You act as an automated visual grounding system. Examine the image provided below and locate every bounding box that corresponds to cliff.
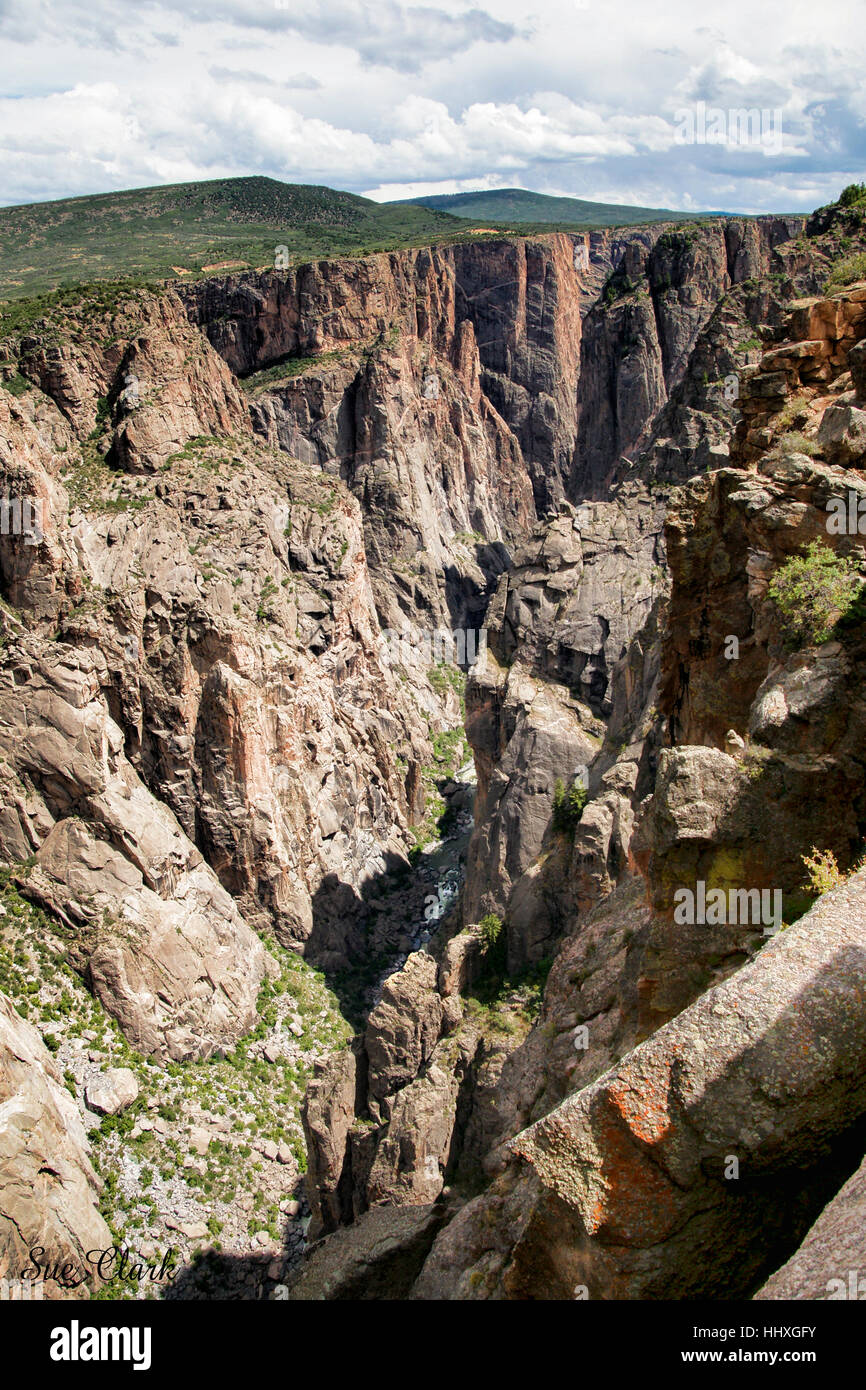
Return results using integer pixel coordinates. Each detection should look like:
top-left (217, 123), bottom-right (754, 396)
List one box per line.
top-left (3, 195), bottom-right (866, 1298)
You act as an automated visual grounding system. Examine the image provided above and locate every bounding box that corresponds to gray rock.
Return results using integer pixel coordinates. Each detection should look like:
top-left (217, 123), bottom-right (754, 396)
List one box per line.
top-left (817, 401), bottom-right (866, 464)
top-left (85, 1067), bottom-right (139, 1116)
top-left (849, 338), bottom-right (866, 402)
top-left (166, 1219), bottom-right (208, 1241)
top-left (288, 1203), bottom-right (451, 1300)
top-left (189, 1126), bottom-right (211, 1156)
top-left (365, 953), bottom-right (443, 1105)
top-left (302, 1045), bottom-right (362, 1238)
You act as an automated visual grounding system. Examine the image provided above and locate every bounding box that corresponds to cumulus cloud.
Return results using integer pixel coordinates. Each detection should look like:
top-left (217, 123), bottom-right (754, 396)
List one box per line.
top-left (0, 0), bottom-right (521, 72)
top-left (200, 0), bottom-right (523, 74)
top-left (0, 0), bottom-right (864, 213)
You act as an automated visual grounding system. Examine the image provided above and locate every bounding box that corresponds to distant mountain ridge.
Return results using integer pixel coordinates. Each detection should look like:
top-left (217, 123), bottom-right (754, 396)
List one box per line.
top-left (385, 186), bottom-right (728, 227)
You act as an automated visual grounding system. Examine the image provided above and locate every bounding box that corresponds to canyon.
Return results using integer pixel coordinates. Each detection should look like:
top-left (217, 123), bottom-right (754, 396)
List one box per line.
top-left (2, 189), bottom-right (866, 1299)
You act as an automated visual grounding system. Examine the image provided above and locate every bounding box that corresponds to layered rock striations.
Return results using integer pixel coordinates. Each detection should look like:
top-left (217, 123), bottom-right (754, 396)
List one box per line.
top-left (295, 209), bottom-right (866, 1300)
top-left (4, 197), bottom-right (866, 1300)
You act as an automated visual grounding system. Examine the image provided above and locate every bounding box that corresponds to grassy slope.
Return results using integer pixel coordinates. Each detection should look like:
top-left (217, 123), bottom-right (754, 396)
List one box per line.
top-left (0, 175), bottom-right (461, 301)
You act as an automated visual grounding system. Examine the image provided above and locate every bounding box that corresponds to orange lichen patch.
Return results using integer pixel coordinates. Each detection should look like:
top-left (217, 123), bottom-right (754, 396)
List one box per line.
top-left (607, 1067), bottom-right (675, 1146)
top-left (512, 1083), bottom-right (682, 1247)
top-left (587, 1094), bottom-right (682, 1245)
top-left (467, 228), bottom-right (500, 234)
top-left (201, 260), bottom-right (248, 272)
top-left (170, 266), bottom-right (193, 275)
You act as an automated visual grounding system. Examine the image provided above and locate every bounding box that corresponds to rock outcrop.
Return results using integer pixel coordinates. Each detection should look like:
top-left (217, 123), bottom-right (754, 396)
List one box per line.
top-left (755, 1152), bottom-right (866, 1300)
top-left (0, 639), bottom-right (271, 1061)
top-left (413, 869), bottom-right (866, 1299)
top-left (287, 1201), bottom-right (451, 1300)
top-left (0, 991), bottom-right (112, 1297)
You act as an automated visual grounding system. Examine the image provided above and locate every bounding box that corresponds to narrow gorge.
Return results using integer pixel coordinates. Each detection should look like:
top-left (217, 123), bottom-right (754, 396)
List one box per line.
top-left (3, 188), bottom-right (866, 1301)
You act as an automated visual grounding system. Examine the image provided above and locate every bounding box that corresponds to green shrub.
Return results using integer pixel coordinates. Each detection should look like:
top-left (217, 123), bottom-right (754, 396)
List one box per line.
top-left (478, 913), bottom-right (503, 950)
top-left (839, 183), bottom-right (866, 208)
top-left (826, 251), bottom-right (866, 290)
top-left (776, 430), bottom-right (817, 457)
top-left (768, 541), bottom-right (864, 647)
top-left (1, 371), bottom-right (30, 396)
top-left (802, 846), bottom-right (845, 896)
top-left (552, 777), bottom-right (588, 832)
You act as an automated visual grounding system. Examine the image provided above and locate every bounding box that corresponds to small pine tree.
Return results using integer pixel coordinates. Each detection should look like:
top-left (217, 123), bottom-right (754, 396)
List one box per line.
top-left (478, 913), bottom-right (503, 950)
top-left (552, 777), bottom-right (588, 832)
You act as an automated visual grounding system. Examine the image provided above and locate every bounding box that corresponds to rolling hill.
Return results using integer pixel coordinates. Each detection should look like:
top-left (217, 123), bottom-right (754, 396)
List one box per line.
top-left (386, 187), bottom-right (724, 227)
top-left (0, 176), bottom-right (461, 302)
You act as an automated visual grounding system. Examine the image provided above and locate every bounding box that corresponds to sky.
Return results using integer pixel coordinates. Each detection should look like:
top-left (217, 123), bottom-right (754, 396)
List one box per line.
top-left (0, 0), bottom-right (864, 214)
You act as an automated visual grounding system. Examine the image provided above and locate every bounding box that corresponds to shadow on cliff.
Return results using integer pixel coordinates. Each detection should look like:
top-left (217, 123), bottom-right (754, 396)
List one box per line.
top-left (306, 838), bottom-right (467, 1026)
top-left (305, 853), bottom-right (414, 1025)
top-left (303, 776), bottom-right (473, 1025)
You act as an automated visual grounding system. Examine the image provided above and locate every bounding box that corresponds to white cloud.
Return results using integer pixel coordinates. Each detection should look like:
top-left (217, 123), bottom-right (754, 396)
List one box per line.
top-left (208, 67), bottom-right (323, 90)
top-left (0, 0), bottom-right (864, 213)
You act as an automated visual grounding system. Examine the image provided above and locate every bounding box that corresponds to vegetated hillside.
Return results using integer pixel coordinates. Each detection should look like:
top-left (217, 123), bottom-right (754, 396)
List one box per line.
top-left (386, 186), bottom-right (726, 228)
top-left (0, 176), bottom-right (462, 301)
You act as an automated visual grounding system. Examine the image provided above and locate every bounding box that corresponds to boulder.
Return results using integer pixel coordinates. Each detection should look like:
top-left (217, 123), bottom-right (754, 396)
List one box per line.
top-left (84, 1068), bottom-right (139, 1116)
top-left (288, 1203), bottom-right (451, 1300)
top-left (817, 401), bottom-right (866, 465)
top-left (848, 338), bottom-right (866, 402)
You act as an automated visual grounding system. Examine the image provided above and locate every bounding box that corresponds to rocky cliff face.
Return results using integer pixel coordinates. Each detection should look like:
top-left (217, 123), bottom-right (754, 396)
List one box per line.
top-left (572, 216), bottom-right (806, 499)
top-left (293, 207), bottom-right (866, 1301)
top-left (0, 292), bottom-right (449, 983)
top-left (178, 238), bottom-right (583, 636)
top-left (0, 273), bottom-right (470, 1288)
top-left (4, 196), bottom-right (866, 1300)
